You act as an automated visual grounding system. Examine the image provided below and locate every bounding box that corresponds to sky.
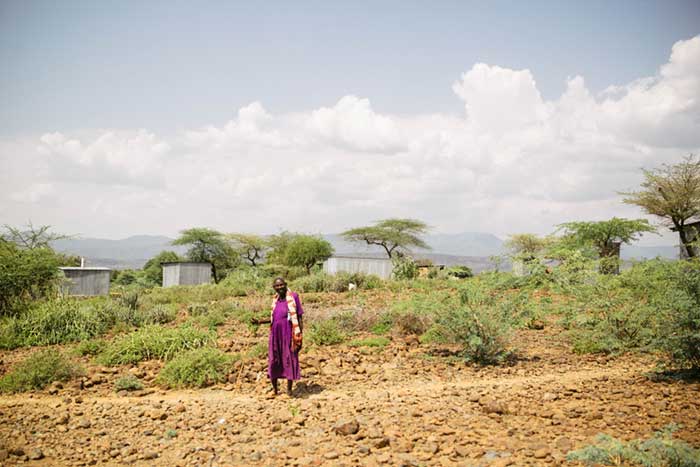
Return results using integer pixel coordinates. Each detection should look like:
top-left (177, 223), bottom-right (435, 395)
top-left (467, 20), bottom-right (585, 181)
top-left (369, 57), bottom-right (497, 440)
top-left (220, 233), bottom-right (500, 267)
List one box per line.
top-left (1, 1), bottom-right (699, 244)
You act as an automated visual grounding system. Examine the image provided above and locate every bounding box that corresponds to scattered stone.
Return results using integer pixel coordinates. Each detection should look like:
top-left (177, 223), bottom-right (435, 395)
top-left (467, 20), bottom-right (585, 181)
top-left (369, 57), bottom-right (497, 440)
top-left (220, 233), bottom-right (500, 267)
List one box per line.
top-left (28, 448), bottom-right (44, 460)
top-left (78, 418), bottom-right (91, 429)
top-left (323, 451), bottom-right (339, 460)
top-left (375, 437), bottom-right (390, 449)
top-left (333, 419), bottom-right (360, 436)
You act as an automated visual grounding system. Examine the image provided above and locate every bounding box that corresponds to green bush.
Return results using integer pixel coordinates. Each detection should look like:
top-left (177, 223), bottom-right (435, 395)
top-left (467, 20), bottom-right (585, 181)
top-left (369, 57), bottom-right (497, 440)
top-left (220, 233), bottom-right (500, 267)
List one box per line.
top-left (653, 260), bottom-right (700, 369)
top-left (445, 266), bottom-right (473, 279)
top-left (0, 242), bottom-right (61, 316)
top-left (138, 304), bottom-right (177, 325)
top-left (388, 291), bottom-right (454, 336)
top-left (157, 347), bottom-right (236, 388)
top-left (114, 375), bottom-right (144, 392)
top-left (348, 336), bottom-right (390, 348)
top-left (245, 342), bottom-right (268, 359)
top-left (0, 299), bottom-right (123, 349)
top-left (307, 319), bottom-right (347, 346)
top-left (566, 424), bottom-right (700, 466)
top-left (98, 324), bottom-right (215, 365)
top-left (291, 272), bottom-right (334, 293)
top-left (218, 266), bottom-right (270, 296)
top-left (74, 338), bottom-right (106, 356)
top-left (0, 350), bottom-right (79, 393)
top-left (392, 256), bottom-right (418, 280)
top-left (260, 264), bottom-right (307, 281)
top-left (118, 290), bottom-right (140, 311)
top-left (424, 283), bottom-right (513, 365)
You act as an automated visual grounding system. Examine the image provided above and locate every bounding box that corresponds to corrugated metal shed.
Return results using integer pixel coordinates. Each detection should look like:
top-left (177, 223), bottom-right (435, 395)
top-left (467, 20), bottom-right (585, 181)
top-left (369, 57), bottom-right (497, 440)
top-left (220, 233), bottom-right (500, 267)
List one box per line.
top-left (59, 267), bottom-right (111, 296)
top-left (162, 262), bottom-right (212, 287)
top-left (323, 256), bottom-right (393, 279)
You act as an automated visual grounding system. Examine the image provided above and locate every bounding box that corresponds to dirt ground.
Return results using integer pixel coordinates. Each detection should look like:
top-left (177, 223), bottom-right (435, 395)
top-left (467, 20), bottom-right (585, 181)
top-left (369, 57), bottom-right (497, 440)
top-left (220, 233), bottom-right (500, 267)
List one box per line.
top-left (1, 300), bottom-right (699, 467)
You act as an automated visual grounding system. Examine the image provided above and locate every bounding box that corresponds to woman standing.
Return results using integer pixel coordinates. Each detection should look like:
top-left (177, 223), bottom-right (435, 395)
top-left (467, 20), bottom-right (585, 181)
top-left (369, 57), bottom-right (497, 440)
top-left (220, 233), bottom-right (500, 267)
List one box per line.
top-left (268, 277), bottom-right (304, 396)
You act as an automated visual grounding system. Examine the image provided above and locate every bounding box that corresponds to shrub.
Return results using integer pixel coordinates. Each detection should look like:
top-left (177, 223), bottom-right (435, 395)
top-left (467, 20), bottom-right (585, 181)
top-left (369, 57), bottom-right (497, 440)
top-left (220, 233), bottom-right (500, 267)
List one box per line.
top-left (0, 299), bottom-right (123, 349)
top-left (291, 272), bottom-right (333, 293)
top-left (566, 424), bottom-right (700, 467)
top-left (157, 347), bottom-right (236, 388)
top-left (138, 304), bottom-right (177, 325)
top-left (0, 242), bottom-right (61, 316)
top-left (98, 324), bottom-right (215, 365)
top-left (218, 267), bottom-right (270, 296)
top-left (654, 260), bottom-right (700, 369)
top-left (0, 350), bottom-right (79, 393)
top-left (392, 256), bottom-right (418, 280)
top-left (118, 290), bottom-right (140, 311)
top-left (445, 266), bottom-right (473, 279)
top-left (387, 291), bottom-right (453, 336)
top-left (114, 375), bottom-right (144, 392)
top-left (424, 283), bottom-right (513, 365)
top-left (245, 342), bottom-right (268, 359)
top-left (348, 336), bottom-right (390, 348)
top-left (74, 338), bottom-right (106, 356)
top-left (307, 319), bottom-right (347, 346)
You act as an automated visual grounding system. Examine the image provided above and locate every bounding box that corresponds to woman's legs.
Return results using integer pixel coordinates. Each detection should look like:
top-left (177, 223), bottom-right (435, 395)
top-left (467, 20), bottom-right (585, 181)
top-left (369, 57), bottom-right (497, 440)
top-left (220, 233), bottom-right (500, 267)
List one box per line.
top-left (287, 379), bottom-right (293, 395)
top-left (271, 378), bottom-right (279, 394)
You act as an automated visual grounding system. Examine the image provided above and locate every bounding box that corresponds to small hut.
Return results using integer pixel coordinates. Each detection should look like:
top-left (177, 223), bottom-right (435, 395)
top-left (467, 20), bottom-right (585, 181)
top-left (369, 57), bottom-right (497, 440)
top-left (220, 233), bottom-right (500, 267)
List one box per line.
top-left (59, 267), bottom-right (111, 296)
top-left (671, 221), bottom-right (700, 259)
top-left (323, 256), bottom-right (393, 279)
top-left (162, 262), bottom-right (212, 287)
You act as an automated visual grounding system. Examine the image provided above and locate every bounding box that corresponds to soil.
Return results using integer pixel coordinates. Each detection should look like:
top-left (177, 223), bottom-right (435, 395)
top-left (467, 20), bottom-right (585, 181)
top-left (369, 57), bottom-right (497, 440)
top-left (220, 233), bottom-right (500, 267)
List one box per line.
top-left (1, 294), bottom-right (699, 467)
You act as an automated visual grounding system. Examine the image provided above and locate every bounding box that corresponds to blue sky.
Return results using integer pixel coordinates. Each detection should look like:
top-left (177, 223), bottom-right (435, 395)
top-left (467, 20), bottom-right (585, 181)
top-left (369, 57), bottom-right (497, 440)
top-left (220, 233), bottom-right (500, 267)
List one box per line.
top-left (2, 0), bottom-right (698, 135)
top-left (1, 1), bottom-right (699, 244)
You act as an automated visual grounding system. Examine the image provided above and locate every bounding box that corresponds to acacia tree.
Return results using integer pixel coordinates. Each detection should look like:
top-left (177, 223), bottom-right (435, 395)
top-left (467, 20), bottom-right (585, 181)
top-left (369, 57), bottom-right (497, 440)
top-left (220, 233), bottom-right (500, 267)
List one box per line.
top-left (227, 233), bottom-right (268, 266)
top-left (621, 155), bottom-right (700, 258)
top-left (283, 235), bottom-right (334, 274)
top-left (2, 222), bottom-right (71, 249)
top-left (557, 218), bottom-right (657, 273)
top-left (171, 228), bottom-right (238, 283)
top-left (341, 218), bottom-right (430, 259)
top-left (504, 233), bottom-right (551, 260)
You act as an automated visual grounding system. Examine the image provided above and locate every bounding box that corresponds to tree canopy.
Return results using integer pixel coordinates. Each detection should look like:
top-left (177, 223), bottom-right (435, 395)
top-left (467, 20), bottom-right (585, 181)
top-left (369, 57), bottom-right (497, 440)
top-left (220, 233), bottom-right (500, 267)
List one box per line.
top-left (557, 218), bottom-right (656, 253)
top-left (621, 155), bottom-right (700, 258)
top-left (341, 218), bottom-right (430, 259)
top-left (504, 233), bottom-right (551, 259)
top-left (171, 228), bottom-right (237, 283)
top-left (226, 233), bottom-right (268, 267)
top-left (2, 222), bottom-right (72, 250)
top-left (281, 235), bottom-right (334, 273)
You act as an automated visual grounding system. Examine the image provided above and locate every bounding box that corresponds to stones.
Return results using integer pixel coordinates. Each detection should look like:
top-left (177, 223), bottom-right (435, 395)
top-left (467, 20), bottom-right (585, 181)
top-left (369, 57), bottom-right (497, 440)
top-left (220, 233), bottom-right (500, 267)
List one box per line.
top-left (28, 448), bottom-right (44, 460)
top-left (333, 419), bottom-right (360, 436)
top-left (78, 418), bottom-right (92, 428)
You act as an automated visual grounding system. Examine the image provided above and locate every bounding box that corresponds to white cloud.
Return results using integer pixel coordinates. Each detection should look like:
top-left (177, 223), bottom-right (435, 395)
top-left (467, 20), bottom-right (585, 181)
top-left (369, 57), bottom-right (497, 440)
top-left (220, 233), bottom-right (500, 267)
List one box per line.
top-left (1, 35), bottom-right (699, 240)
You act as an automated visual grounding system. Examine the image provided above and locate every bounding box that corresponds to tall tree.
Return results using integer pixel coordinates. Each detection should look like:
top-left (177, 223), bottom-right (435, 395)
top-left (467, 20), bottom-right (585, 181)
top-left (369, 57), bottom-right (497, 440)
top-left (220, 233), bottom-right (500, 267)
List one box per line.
top-left (2, 222), bottom-right (71, 249)
top-left (341, 218), bottom-right (430, 259)
top-left (226, 233), bottom-right (268, 266)
top-left (621, 155), bottom-right (700, 258)
top-left (283, 235), bottom-right (334, 274)
top-left (171, 228), bottom-right (237, 283)
top-left (504, 233), bottom-right (550, 259)
top-left (557, 218), bottom-right (657, 273)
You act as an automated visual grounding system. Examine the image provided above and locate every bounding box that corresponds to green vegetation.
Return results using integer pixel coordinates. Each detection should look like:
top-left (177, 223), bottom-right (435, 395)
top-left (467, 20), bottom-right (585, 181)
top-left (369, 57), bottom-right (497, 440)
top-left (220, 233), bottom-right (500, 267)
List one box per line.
top-left (114, 375), bottom-right (144, 392)
top-left (172, 227), bottom-right (238, 283)
top-left (307, 318), bottom-right (347, 346)
top-left (157, 347), bottom-right (236, 388)
top-left (348, 336), bottom-right (390, 348)
top-left (98, 324), bottom-right (215, 365)
top-left (567, 425), bottom-right (700, 466)
top-left (278, 234), bottom-right (334, 274)
top-left (622, 154), bottom-right (700, 258)
top-left (0, 350), bottom-right (79, 393)
top-left (341, 218), bottom-right (430, 259)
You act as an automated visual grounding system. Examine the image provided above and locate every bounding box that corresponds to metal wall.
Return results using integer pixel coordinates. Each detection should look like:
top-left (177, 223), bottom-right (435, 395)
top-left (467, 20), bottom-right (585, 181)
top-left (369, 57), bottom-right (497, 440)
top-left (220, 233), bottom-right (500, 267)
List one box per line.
top-left (60, 268), bottom-right (111, 296)
top-left (162, 262), bottom-right (212, 287)
top-left (323, 256), bottom-right (393, 279)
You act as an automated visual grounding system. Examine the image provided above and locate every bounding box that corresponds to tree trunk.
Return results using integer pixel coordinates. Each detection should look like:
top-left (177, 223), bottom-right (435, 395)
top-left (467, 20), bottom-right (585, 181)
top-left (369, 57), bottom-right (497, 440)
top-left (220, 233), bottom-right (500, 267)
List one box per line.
top-left (675, 220), bottom-right (698, 259)
top-left (211, 263), bottom-right (219, 283)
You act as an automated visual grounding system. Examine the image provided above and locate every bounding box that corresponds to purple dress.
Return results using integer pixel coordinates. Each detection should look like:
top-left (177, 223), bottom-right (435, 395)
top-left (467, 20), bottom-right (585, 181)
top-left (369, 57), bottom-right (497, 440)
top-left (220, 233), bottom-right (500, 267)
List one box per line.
top-left (267, 292), bottom-right (304, 381)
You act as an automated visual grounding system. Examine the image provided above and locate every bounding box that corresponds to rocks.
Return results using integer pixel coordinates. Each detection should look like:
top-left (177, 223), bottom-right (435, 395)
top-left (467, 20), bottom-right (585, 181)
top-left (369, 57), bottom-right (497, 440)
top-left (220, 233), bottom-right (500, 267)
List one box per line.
top-left (78, 418), bottom-right (92, 428)
top-left (333, 419), bottom-right (360, 436)
top-left (28, 448), bottom-right (44, 460)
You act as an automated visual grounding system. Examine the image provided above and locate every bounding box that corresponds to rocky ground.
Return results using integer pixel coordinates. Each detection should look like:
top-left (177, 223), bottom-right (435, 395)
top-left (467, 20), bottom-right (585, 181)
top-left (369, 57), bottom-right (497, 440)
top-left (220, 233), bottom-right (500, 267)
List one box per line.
top-left (1, 310), bottom-right (699, 467)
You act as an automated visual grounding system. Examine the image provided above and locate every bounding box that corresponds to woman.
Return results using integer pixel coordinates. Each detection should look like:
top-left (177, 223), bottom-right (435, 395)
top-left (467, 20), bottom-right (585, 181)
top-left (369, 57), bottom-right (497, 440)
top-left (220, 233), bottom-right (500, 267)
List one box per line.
top-left (267, 277), bottom-right (304, 396)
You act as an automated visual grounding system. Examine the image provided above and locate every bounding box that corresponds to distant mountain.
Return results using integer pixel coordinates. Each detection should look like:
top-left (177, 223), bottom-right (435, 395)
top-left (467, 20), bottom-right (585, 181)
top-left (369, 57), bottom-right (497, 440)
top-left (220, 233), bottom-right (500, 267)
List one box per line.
top-left (324, 231), bottom-right (505, 257)
top-left (50, 232), bottom-right (678, 270)
top-left (52, 235), bottom-right (186, 269)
